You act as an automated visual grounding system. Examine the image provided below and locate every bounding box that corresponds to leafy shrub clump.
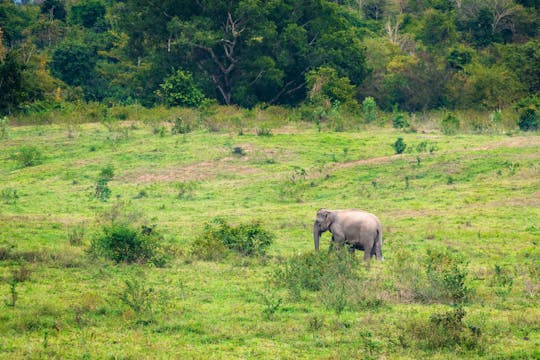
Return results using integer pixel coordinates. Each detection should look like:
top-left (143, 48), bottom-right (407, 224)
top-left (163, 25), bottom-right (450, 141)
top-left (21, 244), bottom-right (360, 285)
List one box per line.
top-left (518, 107), bottom-right (539, 131)
top-left (171, 116), bottom-right (192, 134)
top-left (392, 113), bottom-right (409, 129)
top-left (94, 165), bottom-right (114, 201)
top-left (362, 96), bottom-right (377, 122)
top-left (89, 224), bottom-right (167, 266)
top-left (191, 218), bottom-right (274, 260)
top-left (408, 306), bottom-right (481, 351)
top-left (1, 187), bottom-right (19, 204)
top-left (274, 249), bottom-right (383, 312)
top-left (392, 137), bottom-right (407, 154)
top-left (156, 69), bottom-right (206, 108)
top-left (441, 112), bottom-right (460, 135)
top-left (11, 146), bottom-right (43, 167)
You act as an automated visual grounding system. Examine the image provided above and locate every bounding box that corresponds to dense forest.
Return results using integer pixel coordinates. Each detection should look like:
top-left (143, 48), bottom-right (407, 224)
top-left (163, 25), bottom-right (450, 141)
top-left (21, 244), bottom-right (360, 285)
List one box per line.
top-left (1, 0), bottom-right (539, 115)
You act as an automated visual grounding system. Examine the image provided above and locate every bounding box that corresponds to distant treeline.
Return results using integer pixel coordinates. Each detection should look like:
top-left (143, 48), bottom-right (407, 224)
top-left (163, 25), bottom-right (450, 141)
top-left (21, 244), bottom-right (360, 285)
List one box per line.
top-left (0, 0), bottom-right (539, 114)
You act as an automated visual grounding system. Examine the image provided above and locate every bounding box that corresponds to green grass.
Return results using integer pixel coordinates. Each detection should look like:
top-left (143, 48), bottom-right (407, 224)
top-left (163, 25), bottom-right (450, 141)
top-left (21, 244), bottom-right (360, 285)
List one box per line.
top-left (0, 112), bottom-right (539, 359)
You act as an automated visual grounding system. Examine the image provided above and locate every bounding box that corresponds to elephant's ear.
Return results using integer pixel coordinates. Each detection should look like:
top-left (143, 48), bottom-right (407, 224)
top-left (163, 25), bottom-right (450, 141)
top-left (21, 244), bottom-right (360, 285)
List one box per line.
top-left (324, 211), bottom-right (335, 229)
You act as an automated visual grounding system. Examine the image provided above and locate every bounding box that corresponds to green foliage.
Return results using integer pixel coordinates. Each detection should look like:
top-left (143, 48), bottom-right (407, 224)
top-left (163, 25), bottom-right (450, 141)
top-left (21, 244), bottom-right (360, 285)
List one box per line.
top-left (421, 307), bottom-right (481, 350)
top-left (50, 41), bottom-right (98, 98)
top-left (67, 223), bottom-right (85, 246)
top-left (1, 187), bottom-right (19, 205)
top-left (441, 112), bottom-right (460, 135)
top-left (419, 9), bottom-right (456, 46)
top-left (362, 97), bottom-right (377, 122)
top-left (175, 181), bottom-right (197, 200)
top-left (191, 218), bottom-right (274, 259)
top-left (490, 265), bottom-right (514, 298)
top-left (392, 113), bottom-right (409, 129)
top-left (306, 67), bottom-right (358, 110)
top-left (94, 165), bottom-right (114, 201)
top-left (41, 0), bottom-right (66, 21)
top-left (0, 116), bottom-right (8, 139)
top-left (171, 116), bottom-right (192, 135)
top-left (392, 137), bottom-right (407, 154)
top-left (423, 248), bottom-right (470, 304)
top-left (515, 96), bottom-right (540, 132)
top-left (118, 278), bottom-right (155, 322)
top-left (256, 127), bottom-right (273, 136)
top-left (11, 146), bottom-right (43, 167)
top-left (89, 223), bottom-right (166, 266)
top-left (69, 0), bottom-right (106, 29)
top-left (274, 252), bottom-right (329, 298)
top-left (156, 69), bottom-right (206, 108)
top-left (260, 290), bottom-right (283, 320)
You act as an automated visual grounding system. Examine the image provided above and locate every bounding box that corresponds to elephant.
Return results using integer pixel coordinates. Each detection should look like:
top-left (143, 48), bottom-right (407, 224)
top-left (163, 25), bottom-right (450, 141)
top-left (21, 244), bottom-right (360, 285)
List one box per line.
top-left (313, 208), bottom-right (383, 260)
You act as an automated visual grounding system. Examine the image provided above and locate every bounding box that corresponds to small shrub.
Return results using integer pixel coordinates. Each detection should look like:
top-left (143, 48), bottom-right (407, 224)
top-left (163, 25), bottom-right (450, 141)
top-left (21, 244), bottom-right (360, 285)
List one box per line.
top-left (232, 146), bottom-right (246, 156)
top-left (11, 146), bottom-right (43, 167)
top-left (490, 264), bottom-right (514, 298)
top-left (68, 223), bottom-right (86, 246)
top-left (362, 97), bottom-right (377, 122)
top-left (4, 265), bottom-right (31, 307)
top-left (89, 223), bottom-right (166, 266)
top-left (392, 113), bottom-right (409, 129)
top-left (94, 178), bottom-right (111, 201)
top-left (274, 252), bottom-right (329, 298)
top-left (176, 181), bottom-right (197, 200)
top-left (392, 137), bottom-right (407, 154)
top-left (0, 116), bottom-right (9, 139)
top-left (441, 112), bottom-right (460, 135)
top-left (518, 107), bottom-right (539, 131)
top-left (420, 306), bottom-right (481, 350)
top-left (99, 165), bottom-right (115, 180)
top-left (1, 188), bottom-right (19, 204)
top-left (256, 127), bottom-right (273, 136)
top-left (171, 116), bottom-right (192, 134)
top-left (94, 165), bottom-right (114, 201)
top-left (260, 291), bottom-right (283, 320)
top-left (118, 278), bottom-right (155, 323)
top-left (191, 218), bottom-right (274, 259)
top-left (423, 248), bottom-right (470, 304)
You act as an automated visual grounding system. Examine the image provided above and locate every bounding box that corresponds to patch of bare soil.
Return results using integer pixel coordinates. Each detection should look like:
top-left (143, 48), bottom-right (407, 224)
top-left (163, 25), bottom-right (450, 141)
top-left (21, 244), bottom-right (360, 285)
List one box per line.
top-left (128, 158), bottom-right (260, 183)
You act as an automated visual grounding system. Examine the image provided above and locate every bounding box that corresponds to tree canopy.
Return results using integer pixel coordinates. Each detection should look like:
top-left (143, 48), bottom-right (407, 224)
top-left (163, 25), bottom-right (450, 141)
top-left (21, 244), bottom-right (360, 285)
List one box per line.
top-left (0, 0), bottom-right (538, 113)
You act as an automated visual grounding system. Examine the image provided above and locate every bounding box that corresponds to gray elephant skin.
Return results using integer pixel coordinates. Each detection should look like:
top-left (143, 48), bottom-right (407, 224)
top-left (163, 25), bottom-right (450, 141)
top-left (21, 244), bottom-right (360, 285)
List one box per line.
top-left (313, 209), bottom-right (383, 260)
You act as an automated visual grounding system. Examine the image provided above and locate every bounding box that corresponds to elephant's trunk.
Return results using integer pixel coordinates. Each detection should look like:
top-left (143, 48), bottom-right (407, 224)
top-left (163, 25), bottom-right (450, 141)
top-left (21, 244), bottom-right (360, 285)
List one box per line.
top-left (314, 223), bottom-right (321, 251)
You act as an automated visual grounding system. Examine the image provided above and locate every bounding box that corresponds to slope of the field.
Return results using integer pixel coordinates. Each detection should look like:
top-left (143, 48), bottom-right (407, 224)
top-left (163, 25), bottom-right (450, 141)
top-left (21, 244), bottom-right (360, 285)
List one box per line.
top-left (0, 121), bottom-right (539, 359)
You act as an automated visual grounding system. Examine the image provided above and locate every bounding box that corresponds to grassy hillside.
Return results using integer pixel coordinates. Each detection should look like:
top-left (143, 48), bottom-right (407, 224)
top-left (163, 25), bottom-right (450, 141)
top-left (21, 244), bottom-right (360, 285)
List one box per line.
top-left (0, 112), bottom-right (539, 359)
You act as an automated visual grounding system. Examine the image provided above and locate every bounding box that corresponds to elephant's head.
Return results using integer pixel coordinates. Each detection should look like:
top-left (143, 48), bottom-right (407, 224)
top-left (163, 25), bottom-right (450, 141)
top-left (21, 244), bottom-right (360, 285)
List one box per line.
top-left (314, 209), bottom-right (333, 251)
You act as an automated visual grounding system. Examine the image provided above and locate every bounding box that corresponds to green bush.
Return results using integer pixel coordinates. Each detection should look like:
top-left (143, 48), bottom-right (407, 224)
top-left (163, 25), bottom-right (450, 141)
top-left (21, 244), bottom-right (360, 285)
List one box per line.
top-left (362, 97), bottom-right (377, 122)
top-left (11, 146), bottom-right (43, 167)
top-left (191, 218), bottom-right (274, 259)
top-left (171, 116), bottom-right (192, 134)
top-left (274, 252), bottom-right (329, 298)
top-left (274, 249), bottom-right (381, 312)
top-left (518, 107), bottom-right (539, 131)
top-left (392, 137), bottom-right (407, 154)
top-left (392, 113), bottom-right (409, 129)
top-left (1, 187), bottom-right (19, 204)
top-left (94, 165), bottom-right (114, 201)
top-left (423, 248), bottom-right (470, 304)
top-left (420, 307), bottom-right (481, 350)
top-left (441, 112), bottom-right (460, 135)
top-left (89, 223), bottom-right (167, 266)
top-left (156, 69), bottom-right (206, 108)
top-left (0, 116), bottom-right (8, 139)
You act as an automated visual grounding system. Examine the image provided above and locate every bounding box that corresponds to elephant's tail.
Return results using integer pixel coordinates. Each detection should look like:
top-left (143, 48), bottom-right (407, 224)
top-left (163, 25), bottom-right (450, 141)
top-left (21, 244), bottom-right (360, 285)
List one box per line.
top-left (373, 227), bottom-right (383, 260)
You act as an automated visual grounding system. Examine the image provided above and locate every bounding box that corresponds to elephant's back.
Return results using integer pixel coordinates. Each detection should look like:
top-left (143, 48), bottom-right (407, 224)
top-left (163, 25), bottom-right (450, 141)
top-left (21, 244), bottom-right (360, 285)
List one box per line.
top-left (335, 209), bottom-right (380, 223)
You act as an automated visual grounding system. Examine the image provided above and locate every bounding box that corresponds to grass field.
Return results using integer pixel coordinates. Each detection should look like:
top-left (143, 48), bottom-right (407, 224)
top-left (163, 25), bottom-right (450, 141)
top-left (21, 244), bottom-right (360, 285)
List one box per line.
top-left (0, 111), bottom-right (539, 359)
